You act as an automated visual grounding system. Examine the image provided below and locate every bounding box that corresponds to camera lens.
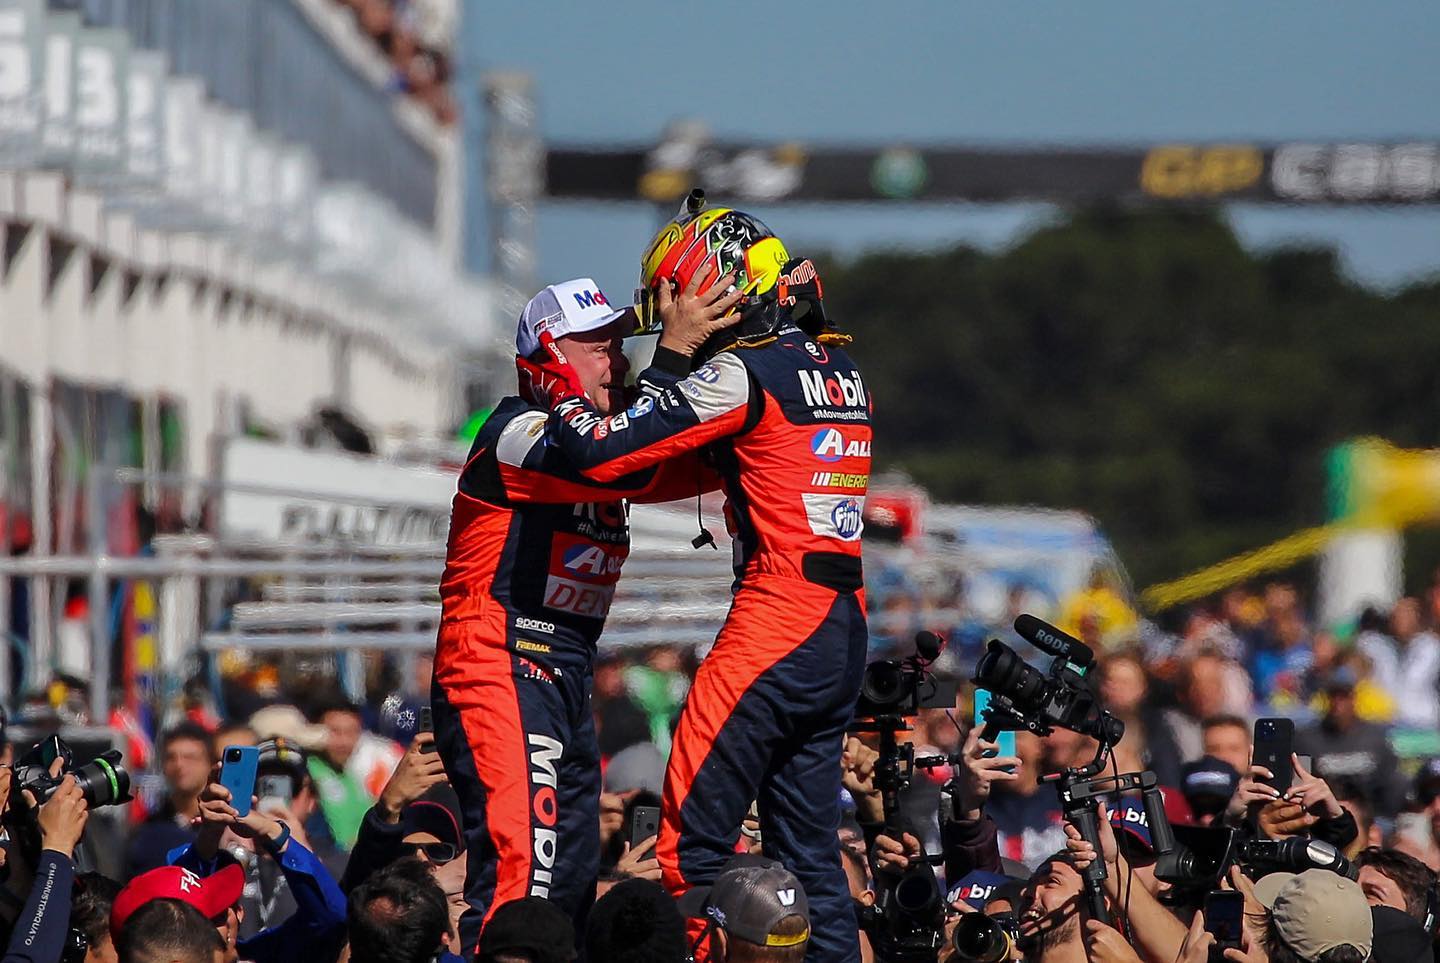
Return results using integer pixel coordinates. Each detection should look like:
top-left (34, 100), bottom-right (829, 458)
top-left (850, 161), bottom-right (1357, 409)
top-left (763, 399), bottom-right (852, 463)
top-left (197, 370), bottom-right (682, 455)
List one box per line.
top-left (860, 661), bottom-right (907, 710)
top-left (953, 913), bottom-right (1012, 963)
top-left (227, 748), bottom-right (241, 761)
top-left (892, 865), bottom-right (942, 919)
top-left (974, 641), bottom-right (1048, 711)
top-left (70, 754), bottom-right (132, 808)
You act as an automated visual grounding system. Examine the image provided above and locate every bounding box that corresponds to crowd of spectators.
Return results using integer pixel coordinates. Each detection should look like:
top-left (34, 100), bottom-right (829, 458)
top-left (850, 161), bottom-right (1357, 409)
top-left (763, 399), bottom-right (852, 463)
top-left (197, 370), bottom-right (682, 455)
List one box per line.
top-left (4, 574), bottom-right (1440, 960)
top-left (331, 0), bottom-right (458, 123)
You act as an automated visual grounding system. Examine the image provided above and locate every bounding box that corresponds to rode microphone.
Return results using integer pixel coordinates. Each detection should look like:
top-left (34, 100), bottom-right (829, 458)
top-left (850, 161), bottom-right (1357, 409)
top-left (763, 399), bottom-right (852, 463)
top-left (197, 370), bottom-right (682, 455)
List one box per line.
top-left (914, 630), bottom-right (945, 663)
top-left (1013, 614), bottom-right (1095, 669)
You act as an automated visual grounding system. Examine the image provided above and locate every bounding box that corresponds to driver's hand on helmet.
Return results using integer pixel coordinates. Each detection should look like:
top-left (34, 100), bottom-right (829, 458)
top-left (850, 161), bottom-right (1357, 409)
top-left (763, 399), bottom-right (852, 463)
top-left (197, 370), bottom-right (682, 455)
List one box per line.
top-left (656, 270), bottom-right (744, 357)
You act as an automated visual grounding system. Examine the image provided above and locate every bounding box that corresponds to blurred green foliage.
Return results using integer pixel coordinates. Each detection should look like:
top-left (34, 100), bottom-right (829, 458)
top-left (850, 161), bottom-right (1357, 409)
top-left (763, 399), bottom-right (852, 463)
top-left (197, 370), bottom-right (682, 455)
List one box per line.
top-left (817, 208), bottom-right (1440, 587)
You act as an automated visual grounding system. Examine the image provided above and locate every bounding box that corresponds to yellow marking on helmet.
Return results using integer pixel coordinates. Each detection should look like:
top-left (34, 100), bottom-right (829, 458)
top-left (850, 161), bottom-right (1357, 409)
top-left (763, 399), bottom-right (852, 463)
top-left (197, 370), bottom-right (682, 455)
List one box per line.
top-left (742, 236), bottom-right (790, 295)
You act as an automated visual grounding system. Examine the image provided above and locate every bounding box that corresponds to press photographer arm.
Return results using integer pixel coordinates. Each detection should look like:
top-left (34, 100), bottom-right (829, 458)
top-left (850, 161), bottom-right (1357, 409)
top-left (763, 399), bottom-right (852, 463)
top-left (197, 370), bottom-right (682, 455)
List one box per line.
top-left (2, 775), bottom-right (88, 963)
top-left (174, 774), bottom-right (348, 961)
top-left (1065, 804), bottom-right (1188, 963)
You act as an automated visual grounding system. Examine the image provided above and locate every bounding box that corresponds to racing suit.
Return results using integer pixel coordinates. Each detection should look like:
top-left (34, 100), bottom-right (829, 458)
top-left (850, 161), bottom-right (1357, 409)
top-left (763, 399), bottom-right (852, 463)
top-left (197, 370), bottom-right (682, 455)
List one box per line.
top-left (547, 328), bottom-right (873, 963)
top-left (432, 395), bottom-right (707, 953)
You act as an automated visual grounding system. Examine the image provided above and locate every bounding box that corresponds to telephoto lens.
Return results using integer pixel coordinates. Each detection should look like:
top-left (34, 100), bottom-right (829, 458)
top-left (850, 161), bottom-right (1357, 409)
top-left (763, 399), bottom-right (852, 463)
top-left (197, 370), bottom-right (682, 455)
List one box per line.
top-left (70, 751), bottom-right (133, 807)
top-left (973, 640), bottom-right (1049, 710)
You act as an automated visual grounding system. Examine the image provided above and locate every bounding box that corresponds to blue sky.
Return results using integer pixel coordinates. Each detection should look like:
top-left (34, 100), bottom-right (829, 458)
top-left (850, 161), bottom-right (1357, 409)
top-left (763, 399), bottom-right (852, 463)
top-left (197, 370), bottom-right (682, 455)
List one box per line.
top-left (458, 0), bottom-right (1440, 298)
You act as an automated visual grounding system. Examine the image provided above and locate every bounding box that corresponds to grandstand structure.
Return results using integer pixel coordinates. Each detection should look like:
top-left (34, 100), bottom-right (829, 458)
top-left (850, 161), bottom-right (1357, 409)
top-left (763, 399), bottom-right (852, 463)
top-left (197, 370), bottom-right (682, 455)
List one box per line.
top-left (0, 0), bottom-right (499, 715)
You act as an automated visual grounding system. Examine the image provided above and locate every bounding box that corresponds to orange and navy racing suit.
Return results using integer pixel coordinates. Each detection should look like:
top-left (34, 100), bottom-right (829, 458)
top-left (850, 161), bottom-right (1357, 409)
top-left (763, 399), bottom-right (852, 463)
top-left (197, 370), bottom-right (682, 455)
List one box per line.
top-left (431, 394), bottom-right (709, 954)
top-left (546, 328), bottom-right (872, 963)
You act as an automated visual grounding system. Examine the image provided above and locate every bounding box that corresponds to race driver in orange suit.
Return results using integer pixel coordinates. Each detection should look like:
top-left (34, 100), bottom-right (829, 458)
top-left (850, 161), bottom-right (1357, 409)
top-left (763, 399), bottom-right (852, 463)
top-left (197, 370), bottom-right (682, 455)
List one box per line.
top-left (523, 202), bottom-right (872, 963)
top-left (431, 274), bottom-right (739, 954)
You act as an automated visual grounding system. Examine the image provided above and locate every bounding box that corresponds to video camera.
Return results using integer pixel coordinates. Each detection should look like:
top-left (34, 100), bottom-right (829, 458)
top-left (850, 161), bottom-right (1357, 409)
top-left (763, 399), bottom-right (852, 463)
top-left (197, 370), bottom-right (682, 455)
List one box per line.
top-left (851, 631), bottom-right (959, 963)
top-left (972, 614), bottom-right (1122, 747)
top-left (1154, 824), bottom-right (1356, 904)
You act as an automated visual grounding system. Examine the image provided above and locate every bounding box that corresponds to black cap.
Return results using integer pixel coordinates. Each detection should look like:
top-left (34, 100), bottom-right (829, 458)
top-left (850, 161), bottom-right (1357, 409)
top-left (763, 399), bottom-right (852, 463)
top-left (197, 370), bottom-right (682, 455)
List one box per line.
top-left (400, 783), bottom-right (463, 848)
top-left (1181, 755), bottom-right (1241, 814)
top-left (586, 878), bottom-right (687, 963)
top-left (1371, 906), bottom-right (1431, 963)
top-left (478, 896), bottom-right (576, 963)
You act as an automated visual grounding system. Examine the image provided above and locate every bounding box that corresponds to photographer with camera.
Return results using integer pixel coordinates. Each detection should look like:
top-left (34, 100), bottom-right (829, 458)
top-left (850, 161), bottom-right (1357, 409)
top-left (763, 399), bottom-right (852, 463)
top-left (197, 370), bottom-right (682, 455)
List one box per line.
top-left (164, 765), bottom-right (346, 963)
top-left (1, 770), bottom-right (88, 963)
top-left (1063, 803), bottom-right (1189, 963)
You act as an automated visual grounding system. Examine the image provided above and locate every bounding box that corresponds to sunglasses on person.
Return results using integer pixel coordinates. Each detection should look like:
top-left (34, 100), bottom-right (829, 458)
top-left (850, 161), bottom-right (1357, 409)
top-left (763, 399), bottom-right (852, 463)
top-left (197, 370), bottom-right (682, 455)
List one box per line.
top-left (404, 841), bottom-right (459, 865)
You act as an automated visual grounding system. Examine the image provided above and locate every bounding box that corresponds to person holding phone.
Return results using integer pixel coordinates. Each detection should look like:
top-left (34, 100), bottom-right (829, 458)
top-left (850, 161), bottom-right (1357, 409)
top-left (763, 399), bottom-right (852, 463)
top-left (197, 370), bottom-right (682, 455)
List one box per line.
top-left (1296, 666), bottom-right (1405, 817)
top-left (164, 763), bottom-right (347, 963)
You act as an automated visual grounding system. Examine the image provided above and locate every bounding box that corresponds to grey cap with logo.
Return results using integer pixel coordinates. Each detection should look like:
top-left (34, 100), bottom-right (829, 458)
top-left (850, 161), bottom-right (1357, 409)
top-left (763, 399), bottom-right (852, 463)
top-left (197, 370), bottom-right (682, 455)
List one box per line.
top-left (677, 854), bottom-right (811, 948)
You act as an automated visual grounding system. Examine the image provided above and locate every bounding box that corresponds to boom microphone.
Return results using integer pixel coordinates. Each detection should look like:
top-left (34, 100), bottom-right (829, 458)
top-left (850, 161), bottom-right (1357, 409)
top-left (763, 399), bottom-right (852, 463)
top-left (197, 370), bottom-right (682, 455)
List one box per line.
top-left (1013, 615), bottom-right (1094, 669)
top-left (913, 631), bottom-right (945, 662)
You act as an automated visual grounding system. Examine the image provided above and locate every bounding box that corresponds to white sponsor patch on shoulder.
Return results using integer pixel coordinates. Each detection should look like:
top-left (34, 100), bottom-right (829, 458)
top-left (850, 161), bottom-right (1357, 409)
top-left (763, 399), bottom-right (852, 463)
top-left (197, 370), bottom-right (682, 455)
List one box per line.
top-left (495, 411), bottom-right (549, 467)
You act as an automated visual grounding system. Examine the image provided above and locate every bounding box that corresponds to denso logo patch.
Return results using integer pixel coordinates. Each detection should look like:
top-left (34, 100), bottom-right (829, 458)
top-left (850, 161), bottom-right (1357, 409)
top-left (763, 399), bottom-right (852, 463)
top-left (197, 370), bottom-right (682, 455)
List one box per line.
top-left (811, 428), bottom-right (872, 462)
top-left (546, 533), bottom-right (627, 618)
top-left (798, 368), bottom-right (866, 408)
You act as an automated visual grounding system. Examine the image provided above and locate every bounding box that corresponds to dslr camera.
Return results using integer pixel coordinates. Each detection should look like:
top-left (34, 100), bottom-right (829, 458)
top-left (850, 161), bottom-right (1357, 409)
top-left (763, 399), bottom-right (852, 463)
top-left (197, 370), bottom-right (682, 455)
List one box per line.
top-left (11, 734), bottom-right (133, 809)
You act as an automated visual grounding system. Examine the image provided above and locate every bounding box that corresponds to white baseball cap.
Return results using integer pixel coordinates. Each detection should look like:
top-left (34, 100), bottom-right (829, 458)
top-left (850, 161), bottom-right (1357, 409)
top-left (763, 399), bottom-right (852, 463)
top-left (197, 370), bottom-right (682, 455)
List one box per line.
top-left (515, 278), bottom-right (633, 357)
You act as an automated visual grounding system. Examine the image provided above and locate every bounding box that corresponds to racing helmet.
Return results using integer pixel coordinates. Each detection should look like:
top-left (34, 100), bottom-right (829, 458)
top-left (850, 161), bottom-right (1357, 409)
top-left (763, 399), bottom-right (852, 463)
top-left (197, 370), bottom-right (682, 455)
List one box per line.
top-left (634, 190), bottom-right (848, 355)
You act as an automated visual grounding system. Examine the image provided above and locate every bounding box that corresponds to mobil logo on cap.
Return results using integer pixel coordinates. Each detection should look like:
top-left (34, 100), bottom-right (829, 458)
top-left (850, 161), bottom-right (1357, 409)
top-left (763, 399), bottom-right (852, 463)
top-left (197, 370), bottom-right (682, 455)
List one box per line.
top-left (573, 288), bottom-right (609, 309)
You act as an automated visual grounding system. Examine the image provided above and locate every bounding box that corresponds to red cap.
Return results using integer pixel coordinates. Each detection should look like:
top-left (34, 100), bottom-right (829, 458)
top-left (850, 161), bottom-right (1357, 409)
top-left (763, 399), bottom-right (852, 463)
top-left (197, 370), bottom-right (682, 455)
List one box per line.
top-left (111, 864), bottom-right (245, 937)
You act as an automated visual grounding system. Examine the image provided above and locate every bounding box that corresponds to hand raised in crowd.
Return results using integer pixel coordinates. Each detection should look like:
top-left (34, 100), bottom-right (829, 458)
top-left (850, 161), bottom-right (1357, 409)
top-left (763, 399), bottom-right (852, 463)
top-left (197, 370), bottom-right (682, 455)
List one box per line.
top-left (1063, 801), bottom-right (1120, 871)
top-left (378, 731), bottom-right (448, 824)
top-left (1256, 798), bottom-right (1317, 840)
top-left (1281, 753), bottom-right (1342, 819)
top-left (1225, 865), bottom-right (1269, 950)
top-left (1085, 920), bottom-right (1144, 963)
top-left (193, 769), bottom-right (289, 856)
top-left (1177, 907), bottom-right (1217, 963)
top-left (598, 790), bottom-right (637, 849)
top-left (872, 831), bottom-right (923, 877)
top-left (1225, 763), bottom-right (1281, 824)
top-left (0, 757), bottom-right (11, 816)
top-left (841, 736), bottom-right (884, 823)
top-left (613, 834), bottom-right (662, 882)
top-left (956, 726), bottom-right (1021, 819)
top-left (34, 775), bottom-right (89, 859)
top-left (655, 270), bottom-right (745, 357)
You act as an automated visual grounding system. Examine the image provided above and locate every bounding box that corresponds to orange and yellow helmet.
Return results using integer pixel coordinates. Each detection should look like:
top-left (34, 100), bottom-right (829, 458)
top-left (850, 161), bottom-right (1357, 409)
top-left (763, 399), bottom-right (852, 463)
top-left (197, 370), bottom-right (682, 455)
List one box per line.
top-left (633, 201), bottom-right (791, 337)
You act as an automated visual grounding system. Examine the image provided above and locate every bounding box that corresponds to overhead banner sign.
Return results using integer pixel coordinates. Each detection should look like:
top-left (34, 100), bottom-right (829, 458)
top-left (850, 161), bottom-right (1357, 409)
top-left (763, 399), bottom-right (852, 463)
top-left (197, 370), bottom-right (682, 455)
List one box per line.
top-left (220, 437), bottom-right (454, 547)
top-left (544, 140), bottom-right (1440, 206)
